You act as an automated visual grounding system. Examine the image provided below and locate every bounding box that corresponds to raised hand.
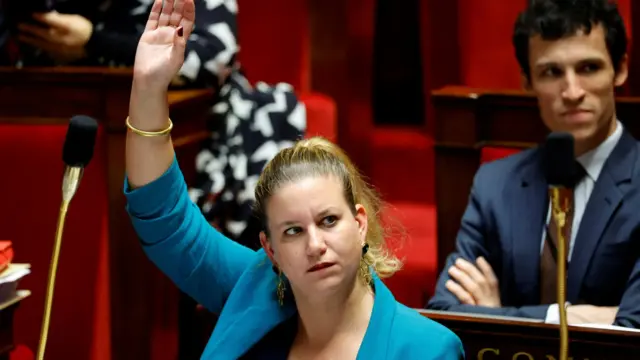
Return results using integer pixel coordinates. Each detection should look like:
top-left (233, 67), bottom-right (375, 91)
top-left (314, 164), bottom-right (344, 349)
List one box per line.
top-left (133, 0), bottom-right (195, 90)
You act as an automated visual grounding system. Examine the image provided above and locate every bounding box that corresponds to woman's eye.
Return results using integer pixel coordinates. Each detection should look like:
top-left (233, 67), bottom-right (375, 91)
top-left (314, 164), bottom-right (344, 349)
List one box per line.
top-left (284, 227), bottom-right (302, 236)
top-left (322, 216), bottom-right (337, 227)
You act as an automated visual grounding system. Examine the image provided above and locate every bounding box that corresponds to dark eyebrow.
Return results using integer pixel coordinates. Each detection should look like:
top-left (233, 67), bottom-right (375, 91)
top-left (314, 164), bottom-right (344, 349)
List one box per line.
top-left (534, 57), bottom-right (606, 71)
top-left (316, 207), bottom-right (340, 219)
top-left (534, 61), bottom-right (559, 71)
top-left (576, 58), bottom-right (606, 66)
top-left (276, 208), bottom-right (341, 229)
top-left (317, 209), bottom-right (332, 217)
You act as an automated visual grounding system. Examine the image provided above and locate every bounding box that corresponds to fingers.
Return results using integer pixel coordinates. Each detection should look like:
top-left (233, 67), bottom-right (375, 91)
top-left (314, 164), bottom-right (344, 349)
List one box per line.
top-left (145, 0), bottom-right (164, 31)
top-left (448, 264), bottom-right (480, 298)
top-left (17, 34), bottom-right (59, 53)
top-left (170, 0), bottom-right (184, 27)
top-left (179, 0), bottom-right (196, 39)
top-left (453, 258), bottom-right (486, 286)
top-left (158, 0), bottom-right (175, 28)
top-left (476, 257), bottom-right (499, 288)
top-left (173, 25), bottom-right (186, 54)
top-left (18, 24), bottom-right (55, 42)
top-left (446, 280), bottom-right (476, 305)
top-left (32, 12), bottom-right (67, 30)
top-left (147, 0), bottom-right (194, 37)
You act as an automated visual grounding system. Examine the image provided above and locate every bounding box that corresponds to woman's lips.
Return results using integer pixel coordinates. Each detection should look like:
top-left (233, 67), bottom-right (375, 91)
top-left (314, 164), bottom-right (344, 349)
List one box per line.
top-left (307, 262), bottom-right (335, 272)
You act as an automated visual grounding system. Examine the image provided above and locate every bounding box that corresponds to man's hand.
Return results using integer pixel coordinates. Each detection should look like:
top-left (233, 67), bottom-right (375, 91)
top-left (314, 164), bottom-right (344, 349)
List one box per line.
top-left (446, 257), bottom-right (501, 307)
top-left (17, 12), bottom-right (93, 63)
top-left (567, 305), bottom-right (618, 325)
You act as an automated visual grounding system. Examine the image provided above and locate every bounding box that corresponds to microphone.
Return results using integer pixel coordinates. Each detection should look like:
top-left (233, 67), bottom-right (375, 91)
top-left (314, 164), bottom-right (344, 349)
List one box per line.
top-left (37, 115), bottom-right (98, 360)
top-left (543, 132), bottom-right (576, 360)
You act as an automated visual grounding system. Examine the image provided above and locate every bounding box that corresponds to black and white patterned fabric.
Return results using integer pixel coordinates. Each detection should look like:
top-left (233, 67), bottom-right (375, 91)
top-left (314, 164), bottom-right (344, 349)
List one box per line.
top-left (188, 75), bottom-right (305, 246)
top-left (181, 1), bottom-right (306, 246)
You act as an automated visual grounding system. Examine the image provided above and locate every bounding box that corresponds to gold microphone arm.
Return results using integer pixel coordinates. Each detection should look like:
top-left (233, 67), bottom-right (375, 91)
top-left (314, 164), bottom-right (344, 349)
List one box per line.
top-left (36, 167), bottom-right (83, 360)
top-left (551, 188), bottom-right (569, 360)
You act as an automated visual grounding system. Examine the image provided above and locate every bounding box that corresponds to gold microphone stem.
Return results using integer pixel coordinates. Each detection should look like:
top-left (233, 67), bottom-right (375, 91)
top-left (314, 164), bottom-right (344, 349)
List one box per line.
top-left (557, 226), bottom-right (568, 360)
top-left (552, 188), bottom-right (569, 360)
top-left (37, 200), bottom-right (69, 360)
top-left (37, 166), bottom-right (82, 360)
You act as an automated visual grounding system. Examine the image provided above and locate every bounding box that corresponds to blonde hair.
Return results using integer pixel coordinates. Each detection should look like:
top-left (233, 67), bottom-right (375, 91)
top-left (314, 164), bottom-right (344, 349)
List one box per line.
top-left (254, 137), bottom-right (402, 279)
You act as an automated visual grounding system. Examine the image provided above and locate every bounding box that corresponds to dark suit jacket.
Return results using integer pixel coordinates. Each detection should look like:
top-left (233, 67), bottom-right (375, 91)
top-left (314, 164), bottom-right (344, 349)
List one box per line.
top-left (427, 130), bottom-right (640, 328)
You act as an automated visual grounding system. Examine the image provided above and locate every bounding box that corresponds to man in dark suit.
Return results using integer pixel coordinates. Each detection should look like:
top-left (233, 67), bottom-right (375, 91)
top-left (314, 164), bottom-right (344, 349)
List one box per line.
top-left (427, 0), bottom-right (640, 328)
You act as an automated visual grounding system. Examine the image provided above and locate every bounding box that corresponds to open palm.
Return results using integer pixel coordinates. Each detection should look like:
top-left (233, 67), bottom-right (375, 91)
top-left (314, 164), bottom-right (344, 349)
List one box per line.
top-left (133, 0), bottom-right (195, 89)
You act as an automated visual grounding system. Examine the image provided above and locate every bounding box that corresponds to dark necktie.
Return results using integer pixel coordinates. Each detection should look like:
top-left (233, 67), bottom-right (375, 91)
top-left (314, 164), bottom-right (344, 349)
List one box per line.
top-left (539, 162), bottom-right (586, 304)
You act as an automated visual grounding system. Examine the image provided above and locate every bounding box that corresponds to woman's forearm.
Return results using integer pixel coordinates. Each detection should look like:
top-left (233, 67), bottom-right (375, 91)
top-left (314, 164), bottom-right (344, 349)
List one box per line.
top-left (125, 82), bottom-right (175, 189)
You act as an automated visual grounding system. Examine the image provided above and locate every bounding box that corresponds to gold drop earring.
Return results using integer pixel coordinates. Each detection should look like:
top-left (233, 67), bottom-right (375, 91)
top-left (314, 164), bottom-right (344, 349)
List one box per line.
top-left (359, 243), bottom-right (372, 286)
top-left (272, 265), bottom-right (286, 306)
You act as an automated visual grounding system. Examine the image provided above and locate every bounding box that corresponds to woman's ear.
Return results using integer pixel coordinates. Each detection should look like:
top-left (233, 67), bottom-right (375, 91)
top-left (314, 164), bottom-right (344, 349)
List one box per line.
top-left (354, 204), bottom-right (368, 246)
top-left (260, 231), bottom-right (276, 265)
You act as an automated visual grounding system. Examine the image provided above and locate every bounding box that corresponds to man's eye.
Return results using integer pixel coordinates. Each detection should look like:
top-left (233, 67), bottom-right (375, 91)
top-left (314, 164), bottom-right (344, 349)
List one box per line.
top-left (542, 67), bottom-right (562, 77)
top-left (580, 63), bottom-right (600, 73)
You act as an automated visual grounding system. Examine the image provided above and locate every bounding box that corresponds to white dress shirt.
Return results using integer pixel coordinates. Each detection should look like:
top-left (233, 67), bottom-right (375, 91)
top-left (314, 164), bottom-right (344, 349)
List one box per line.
top-left (544, 120), bottom-right (623, 323)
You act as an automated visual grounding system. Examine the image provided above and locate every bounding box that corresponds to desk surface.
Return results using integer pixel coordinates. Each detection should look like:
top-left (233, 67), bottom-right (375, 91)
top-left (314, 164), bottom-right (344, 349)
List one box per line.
top-left (432, 85), bottom-right (640, 104)
top-left (421, 309), bottom-right (640, 359)
top-left (0, 290), bottom-right (31, 312)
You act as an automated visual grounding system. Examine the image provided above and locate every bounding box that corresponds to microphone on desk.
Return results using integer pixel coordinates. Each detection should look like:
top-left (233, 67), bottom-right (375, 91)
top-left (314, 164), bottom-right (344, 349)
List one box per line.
top-left (37, 115), bottom-right (98, 360)
top-left (543, 132), bottom-right (577, 360)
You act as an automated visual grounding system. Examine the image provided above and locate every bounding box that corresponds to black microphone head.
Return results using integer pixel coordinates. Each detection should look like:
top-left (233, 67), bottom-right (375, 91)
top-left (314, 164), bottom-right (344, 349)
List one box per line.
top-left (63, 115), bottom-right (99, 167)
top-left (543, 132), bottom-right (576, 187)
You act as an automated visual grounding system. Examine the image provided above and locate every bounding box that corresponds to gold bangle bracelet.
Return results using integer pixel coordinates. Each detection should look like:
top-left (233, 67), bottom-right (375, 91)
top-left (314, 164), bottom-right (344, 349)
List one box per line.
top-left (126, 117), bottom-right (173, 137)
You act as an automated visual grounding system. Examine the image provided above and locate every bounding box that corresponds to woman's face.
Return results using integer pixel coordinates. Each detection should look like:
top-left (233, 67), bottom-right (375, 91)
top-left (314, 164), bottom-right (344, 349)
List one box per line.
top-left (260, 175), bottom-right (368, 298)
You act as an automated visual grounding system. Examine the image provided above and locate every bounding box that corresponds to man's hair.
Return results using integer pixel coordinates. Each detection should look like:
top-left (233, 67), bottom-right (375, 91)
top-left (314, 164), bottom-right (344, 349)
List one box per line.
top-left (513, 0), bottom-right (628, 80)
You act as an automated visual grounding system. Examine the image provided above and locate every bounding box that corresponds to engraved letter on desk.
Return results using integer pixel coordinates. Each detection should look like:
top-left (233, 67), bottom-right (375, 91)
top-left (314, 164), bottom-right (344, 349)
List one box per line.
top-left (477, 348), bottom-right (588, 360)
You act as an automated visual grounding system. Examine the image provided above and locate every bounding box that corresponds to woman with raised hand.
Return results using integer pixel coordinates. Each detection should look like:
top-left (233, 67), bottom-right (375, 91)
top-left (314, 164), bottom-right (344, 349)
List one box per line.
top-left (124, 0), bottom-right (464, 358)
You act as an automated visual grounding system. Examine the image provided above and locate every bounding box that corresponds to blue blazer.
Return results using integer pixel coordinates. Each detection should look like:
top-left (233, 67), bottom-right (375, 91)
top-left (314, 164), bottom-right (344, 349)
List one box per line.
top-left (428, 130), bottom-right (640, 328)
top-left (124, 158), bottom-right (464, 359)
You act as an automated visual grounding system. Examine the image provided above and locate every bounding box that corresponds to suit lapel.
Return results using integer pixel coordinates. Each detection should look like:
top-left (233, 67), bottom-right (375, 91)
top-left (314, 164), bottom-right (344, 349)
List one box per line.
top-left (511, 151), bottom-right (548, 301)
top-left (203, 252), bottom-right (297, 359)
top-left (567, 131), bottom-right (637, 302)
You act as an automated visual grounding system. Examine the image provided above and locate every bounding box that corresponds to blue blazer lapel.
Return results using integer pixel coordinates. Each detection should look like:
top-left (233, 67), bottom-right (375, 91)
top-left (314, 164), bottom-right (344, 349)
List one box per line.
top-left (358, 276), bottom-right (394, 359)
top-left (511, 151), bottom-right (548, 302)
top-left (203, 251), bottom-right (297, 359)
top-left (567, 131), bottom-right (637, 302)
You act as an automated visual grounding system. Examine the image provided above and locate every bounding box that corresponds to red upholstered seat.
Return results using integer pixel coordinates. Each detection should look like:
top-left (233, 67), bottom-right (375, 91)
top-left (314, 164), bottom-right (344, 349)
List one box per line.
top-left (299, 92), bottom-right (337, 141)
top-left (480, 146), bottom-right (521, 164)
top-left (381, 203), bottom-right (438, 308)
top-left (236, 1), bottom-right (338, 143)
top-left (0, 124), bottom-right (110, 360)
top-left (369, 129), bottom-right (437, 308)
top-left (10, 345), bottom-right (34, 360)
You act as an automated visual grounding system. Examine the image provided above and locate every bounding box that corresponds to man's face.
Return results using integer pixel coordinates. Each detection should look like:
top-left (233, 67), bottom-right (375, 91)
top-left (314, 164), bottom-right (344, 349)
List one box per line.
top-left (526, 25), bottom-right (628, 153)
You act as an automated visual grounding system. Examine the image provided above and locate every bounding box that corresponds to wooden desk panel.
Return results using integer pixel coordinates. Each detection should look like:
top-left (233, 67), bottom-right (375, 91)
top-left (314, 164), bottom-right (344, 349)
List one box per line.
top-left (0, 291), bottom-right (31, 360)
top-left (432, 86), bottom-right (640, 272)
top-left (422, 310), bottom-right (640, 359)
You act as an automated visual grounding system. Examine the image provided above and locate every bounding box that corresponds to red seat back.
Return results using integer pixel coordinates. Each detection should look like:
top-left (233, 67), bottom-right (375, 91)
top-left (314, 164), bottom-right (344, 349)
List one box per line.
top-left (480, 146), bottom-right (521, 164)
